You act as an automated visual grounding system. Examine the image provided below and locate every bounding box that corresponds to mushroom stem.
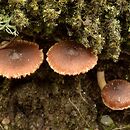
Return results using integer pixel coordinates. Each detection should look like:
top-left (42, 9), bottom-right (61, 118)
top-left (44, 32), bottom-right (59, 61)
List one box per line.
top-left (97, 70), bottom-right (106, 90)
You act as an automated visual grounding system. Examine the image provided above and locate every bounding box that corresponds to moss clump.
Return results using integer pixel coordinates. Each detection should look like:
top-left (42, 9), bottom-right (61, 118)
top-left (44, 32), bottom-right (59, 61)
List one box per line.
top-left (105, 18), bottom-right (121, 61)
top-left (0, 0), bottom-right (129, 61)
top-left (8, 0), bottom-right (26, 5)
top-left (11, 9), bottom-right (29, 30)
top-left (42, 3), bottom-right (61, 34)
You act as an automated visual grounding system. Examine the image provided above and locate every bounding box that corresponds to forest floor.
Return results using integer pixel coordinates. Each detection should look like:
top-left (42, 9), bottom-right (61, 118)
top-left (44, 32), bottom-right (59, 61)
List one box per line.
top-left (0, 40), bottom-right (130, 130)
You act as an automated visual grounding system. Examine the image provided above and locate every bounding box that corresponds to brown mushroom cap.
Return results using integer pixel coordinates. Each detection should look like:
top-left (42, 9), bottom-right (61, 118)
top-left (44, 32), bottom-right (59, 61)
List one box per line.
top-left (0, 40), bottom-right (43, 78)
top-left (46, 40), bottom-right (98, 75)
top-left (101, 79), bottom-right (130, 110)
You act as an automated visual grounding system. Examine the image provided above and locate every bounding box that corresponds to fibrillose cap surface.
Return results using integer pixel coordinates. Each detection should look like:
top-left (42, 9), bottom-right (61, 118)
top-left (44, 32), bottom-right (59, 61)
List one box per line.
top-left (101, 79), bottom-right (130, 110)
top-left (0, 40), bottom-right (44, 78)
top-left (47, 40), bottom-right (98, 75)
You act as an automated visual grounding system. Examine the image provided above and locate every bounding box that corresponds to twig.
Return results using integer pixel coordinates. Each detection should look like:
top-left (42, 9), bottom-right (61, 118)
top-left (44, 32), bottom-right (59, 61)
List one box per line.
top-left (75, 76), bottom-right (88, 104)
top-left (0, 123), bottom-right (4, 130)
top-left (68, 98), bottom-right (89, 127)
top-left (112, 125), bottom-right (130, 130)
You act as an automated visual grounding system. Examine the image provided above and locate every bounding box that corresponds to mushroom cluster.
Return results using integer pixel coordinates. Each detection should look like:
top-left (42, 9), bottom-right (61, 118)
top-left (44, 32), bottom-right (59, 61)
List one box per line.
top-left (0, 40), bottom-right (43, 78)
top-left (0, 39), bottom-right (98, 78)
top-left (1, 38), bottom-right (129, 111)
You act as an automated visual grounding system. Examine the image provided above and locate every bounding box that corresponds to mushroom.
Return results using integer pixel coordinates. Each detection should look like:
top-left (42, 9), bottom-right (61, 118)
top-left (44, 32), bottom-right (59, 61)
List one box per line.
top-left (0, 40), bottom-right (44, 78)
top-left (97, 70), bottom-right (130, 110)
top-left (46, 40), bottom-right (98, 75)
top-left (47, 40), bottom-right (98, 98)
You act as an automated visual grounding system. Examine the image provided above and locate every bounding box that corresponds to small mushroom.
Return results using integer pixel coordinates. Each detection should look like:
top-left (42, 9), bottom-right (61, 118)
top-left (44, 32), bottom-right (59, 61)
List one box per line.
top-left (0, 40), bottom-right (44, 78)
top-left (47, 40), bottom-right (98, 75)
top-left (97, 71), bottom-right (130, 110)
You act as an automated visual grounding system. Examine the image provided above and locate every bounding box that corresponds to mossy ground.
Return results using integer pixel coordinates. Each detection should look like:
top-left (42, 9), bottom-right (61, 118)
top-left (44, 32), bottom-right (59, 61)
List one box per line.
top-left (0, 40), bottom-right (130, 130)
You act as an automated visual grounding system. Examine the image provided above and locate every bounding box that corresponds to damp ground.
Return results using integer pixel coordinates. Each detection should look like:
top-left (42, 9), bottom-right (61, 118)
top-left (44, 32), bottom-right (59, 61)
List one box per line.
top-left (0, 53), bottom-right (130, 130)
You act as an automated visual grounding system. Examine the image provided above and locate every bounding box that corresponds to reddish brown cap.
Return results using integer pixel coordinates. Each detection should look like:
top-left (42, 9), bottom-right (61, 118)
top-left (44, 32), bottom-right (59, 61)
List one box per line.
top-left (0, 40), bottom-right (43, 78)
top-left (46, 40), bottom-right (98, 75)
top-left (101, 79), bottom-right (130, 110)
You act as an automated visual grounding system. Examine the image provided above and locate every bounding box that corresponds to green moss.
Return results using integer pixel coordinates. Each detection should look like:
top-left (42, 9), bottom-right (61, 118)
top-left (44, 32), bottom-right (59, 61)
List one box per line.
top-left (8, 0), bottom-right (26, 5)
top-left (11, 9), bottom-right (29, 30)
top-left (105, 18), bottom-right (121, 61)
top-left (0, 0), bottom-right (129, 61)
top-left (42, 6), bottom-right (61, 34)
